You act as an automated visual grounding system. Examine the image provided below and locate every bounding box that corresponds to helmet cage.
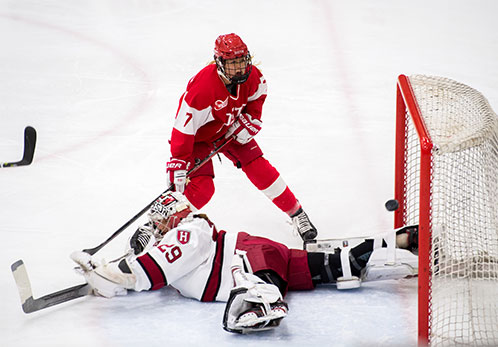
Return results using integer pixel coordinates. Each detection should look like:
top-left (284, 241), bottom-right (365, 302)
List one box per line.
top-left (214, 53), bottom-right (253, 85)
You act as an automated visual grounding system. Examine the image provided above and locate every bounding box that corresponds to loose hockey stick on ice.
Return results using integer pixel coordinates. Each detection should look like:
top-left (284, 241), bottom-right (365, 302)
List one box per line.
top-left (82, 137), bottom-right (234, 256)
top-left (1, 126), bottom-right (37, 168)
top-left (11, 260), bottom-right (91, 314)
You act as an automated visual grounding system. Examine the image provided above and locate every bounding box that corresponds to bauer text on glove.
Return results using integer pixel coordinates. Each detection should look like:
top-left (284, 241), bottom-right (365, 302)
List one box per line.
top-left (166, 159), bottom-right (188, 193)
top-left (225, 113), bottom-right (262, 145)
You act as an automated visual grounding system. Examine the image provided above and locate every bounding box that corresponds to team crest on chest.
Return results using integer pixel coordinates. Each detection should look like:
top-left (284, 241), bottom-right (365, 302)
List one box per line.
top-left (214, 97), bottom-right (228, 111)
top-left (177, 230), bottom-right (191, 245)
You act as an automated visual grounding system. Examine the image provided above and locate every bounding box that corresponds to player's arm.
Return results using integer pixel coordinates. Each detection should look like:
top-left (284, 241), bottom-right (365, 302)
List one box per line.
top-left (168, 91), bottom-right (212, 191)
top-left (243, 68), bottom-right (267, 121)
top-left (70, 221), bottom-right (215, 297)
top-left (226, 69), bottom-right (267, 145)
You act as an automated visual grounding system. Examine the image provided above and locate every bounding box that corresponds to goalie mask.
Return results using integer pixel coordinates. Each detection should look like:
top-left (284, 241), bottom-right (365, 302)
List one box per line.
top-left (214, 33), bottom-right (253, 85)
top-left (148, 192), bottom-right (192, 234)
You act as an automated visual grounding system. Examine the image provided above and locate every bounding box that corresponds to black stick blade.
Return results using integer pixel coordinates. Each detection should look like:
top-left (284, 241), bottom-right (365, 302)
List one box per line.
top-left (2, 126), bottom-right (37, 167)
top-left (22, 126), bottom-right (37, 165)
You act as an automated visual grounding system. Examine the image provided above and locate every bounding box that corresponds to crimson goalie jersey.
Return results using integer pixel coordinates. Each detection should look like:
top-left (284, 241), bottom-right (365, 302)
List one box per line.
top-left (129, 215), bottom-right (314, 302)
top-left (170, 64), bottom-right (267, 161)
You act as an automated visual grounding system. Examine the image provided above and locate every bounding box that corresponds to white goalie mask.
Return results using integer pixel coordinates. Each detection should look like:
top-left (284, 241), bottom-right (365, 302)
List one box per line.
top-left (148, 192), bottom-right (192, 233)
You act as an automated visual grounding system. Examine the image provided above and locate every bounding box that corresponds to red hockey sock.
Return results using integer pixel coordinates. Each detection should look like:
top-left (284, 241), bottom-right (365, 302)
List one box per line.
top-left (242, 157), bottom-right (301, 216)
top-left (184, 175), bottom-right (215, 210)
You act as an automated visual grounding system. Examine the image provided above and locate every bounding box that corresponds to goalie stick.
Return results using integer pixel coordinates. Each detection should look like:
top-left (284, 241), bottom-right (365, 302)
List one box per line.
top-left (1, 126), bottom-right (37, 168)
top-left (10, 138), bottom-right (234, 314)
top-left (82, 137), bottom-right (233, 255)
top-left (11, 260), bottom-right (91, 314)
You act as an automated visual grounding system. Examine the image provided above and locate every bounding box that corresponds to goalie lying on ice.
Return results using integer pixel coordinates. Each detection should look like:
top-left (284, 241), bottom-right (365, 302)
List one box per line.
top-left (71, 191), bottom-right (418, 334)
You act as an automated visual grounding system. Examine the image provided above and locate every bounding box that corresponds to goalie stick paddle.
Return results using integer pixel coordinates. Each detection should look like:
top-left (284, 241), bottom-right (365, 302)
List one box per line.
top-left (82, 137), bottom-right (234, 256)
top-left (1, 126), bottom-right (37, 168)
top-left (11, 260), bottom-right (91, 314)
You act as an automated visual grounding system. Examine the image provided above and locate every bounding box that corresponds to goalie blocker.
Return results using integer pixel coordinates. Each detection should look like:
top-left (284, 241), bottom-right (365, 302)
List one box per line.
top-left (67, 192), bottom-right (418, 334)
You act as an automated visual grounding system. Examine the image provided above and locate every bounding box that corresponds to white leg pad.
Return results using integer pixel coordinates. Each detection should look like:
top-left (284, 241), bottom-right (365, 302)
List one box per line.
top-left (363, 247), bottom-right (418, 282)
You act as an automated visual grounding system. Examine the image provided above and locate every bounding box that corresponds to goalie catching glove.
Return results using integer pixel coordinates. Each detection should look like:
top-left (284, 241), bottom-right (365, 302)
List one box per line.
top-left (225, 113), bottom-right (262, 145)
top-left (223, 252), bottom-right (288, 334)
top-left (70, 251), bottom-right (136, 298)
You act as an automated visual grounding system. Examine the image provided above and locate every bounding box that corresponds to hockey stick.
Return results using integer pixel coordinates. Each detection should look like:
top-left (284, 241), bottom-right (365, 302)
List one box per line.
top-left (11, 260), bottom-right (91, 314)
top-left (11, 251), bottom-right (134, 314)
top-left (1, 126), bottom-right (37, 168)
top-left (82, 137), bottom-right (234, 255)
top-left (9, 138), bottom-right (233, 314)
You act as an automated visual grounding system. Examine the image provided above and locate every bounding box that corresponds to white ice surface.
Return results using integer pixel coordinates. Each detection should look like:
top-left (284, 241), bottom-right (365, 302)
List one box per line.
top-left (1, 1), bottom-right (497, 346)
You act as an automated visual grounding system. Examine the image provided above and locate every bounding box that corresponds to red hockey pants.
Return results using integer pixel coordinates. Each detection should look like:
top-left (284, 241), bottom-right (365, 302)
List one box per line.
top-left (183, 139), bottom-right (300, 216)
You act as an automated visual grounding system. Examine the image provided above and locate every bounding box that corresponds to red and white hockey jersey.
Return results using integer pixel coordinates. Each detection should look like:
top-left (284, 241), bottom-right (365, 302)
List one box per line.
top-left (131, 216), bottom-right (238, 302)
top-left (170, 64), bottom-right (267, 161)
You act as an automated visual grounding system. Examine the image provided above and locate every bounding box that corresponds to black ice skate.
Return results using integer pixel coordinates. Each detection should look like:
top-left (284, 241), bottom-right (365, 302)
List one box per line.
top-left (291, 208), bottom-right (318, 241)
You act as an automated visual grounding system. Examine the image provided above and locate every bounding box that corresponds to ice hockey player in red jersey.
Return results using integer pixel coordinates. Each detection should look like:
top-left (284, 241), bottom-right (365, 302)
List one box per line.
top-left (71, 192), bottom-right (419, 334)
top-left (167, 33), bottom-right (317, 241)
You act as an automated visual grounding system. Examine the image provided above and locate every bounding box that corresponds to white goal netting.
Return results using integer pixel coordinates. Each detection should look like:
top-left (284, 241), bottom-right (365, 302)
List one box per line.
top-left (402, 75), bottom-right (498, 346)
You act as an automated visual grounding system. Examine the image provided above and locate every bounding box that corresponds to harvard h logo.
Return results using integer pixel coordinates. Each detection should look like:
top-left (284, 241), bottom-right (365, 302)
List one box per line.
top-left (177, 230), bottom-right (190, 245)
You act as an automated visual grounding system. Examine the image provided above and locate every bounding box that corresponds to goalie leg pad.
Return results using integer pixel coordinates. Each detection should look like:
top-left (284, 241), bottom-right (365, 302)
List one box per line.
top-left (223, 251), bottom-right (288, 333)
top-left (362, 247), bottom-right (418, 281)
top-left (223, 287), bottom-right (288, 334)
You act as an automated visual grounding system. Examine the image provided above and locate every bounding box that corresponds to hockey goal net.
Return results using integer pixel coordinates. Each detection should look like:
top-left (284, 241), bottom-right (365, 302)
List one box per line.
top-left (394, 74), bottom-right (498, 346)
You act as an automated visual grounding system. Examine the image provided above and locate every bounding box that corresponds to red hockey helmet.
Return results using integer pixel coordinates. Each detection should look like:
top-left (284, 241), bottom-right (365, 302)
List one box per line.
top-left (214, 33), bottom-right (252, 84)
top-left (214, 33), bottom-right (248, 60)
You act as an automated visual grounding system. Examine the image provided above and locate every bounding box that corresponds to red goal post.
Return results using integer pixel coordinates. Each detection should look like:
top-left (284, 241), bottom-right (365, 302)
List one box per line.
top-left (395, 74), bottom-right (433, 345)
top-left (394, 74), bottom-right (498, 346)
